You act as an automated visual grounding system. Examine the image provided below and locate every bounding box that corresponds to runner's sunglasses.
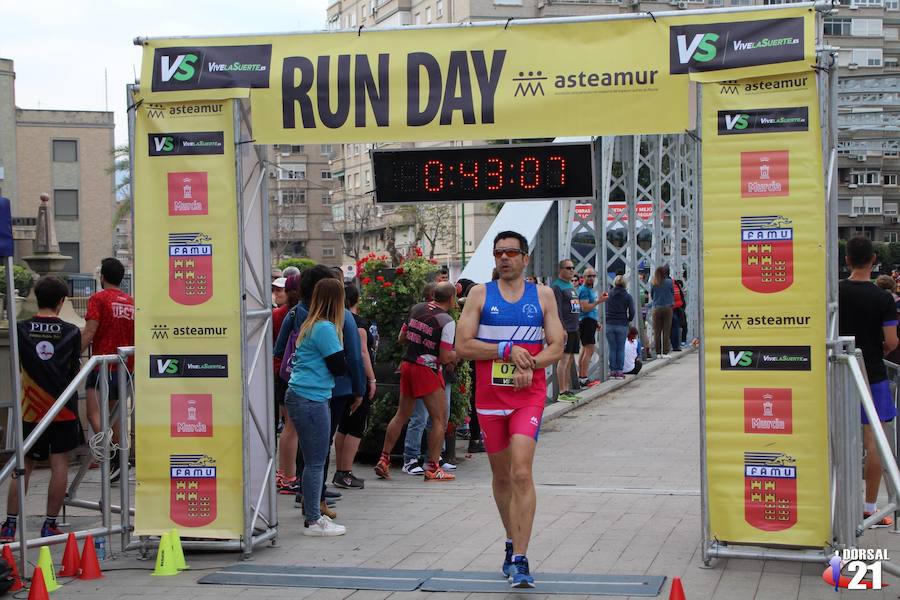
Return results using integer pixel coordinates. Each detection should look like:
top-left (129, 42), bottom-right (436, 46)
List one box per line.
top-left (493, 248), bottom-right (525, 258)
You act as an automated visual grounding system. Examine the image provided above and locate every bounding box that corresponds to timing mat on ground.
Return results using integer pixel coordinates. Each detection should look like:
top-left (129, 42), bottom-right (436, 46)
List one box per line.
top-left (198, 564), bottom-right (666, 596)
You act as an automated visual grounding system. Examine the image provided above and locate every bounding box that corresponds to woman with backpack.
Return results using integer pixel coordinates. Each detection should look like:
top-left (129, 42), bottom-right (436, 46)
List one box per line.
top-left (284, 278), bottom-right (350, 536)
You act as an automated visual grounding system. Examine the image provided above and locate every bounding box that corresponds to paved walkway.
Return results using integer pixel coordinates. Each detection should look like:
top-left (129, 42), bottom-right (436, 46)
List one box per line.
top-left (10, 352), bottom-right (900, 599)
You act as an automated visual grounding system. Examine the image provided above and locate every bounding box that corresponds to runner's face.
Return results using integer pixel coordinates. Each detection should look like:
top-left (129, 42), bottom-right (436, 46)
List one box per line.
top-left (560, 262), bottom-right (575, 281)
top-left (493, 238), bottom-right (527, 280)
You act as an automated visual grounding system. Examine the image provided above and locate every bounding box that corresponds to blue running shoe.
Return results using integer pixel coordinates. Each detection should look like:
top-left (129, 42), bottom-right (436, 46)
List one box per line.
top-left (501, 541), bottom-right (514, 577)
top-left (510, 556), bottom-right (535, 589)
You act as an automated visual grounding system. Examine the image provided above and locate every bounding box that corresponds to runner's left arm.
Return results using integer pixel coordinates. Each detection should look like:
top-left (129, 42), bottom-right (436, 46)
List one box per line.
top-left (532, 285), bottom-right (565, 369)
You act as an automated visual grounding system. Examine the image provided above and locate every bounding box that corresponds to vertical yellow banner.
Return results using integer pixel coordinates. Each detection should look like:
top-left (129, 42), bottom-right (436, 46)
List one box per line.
top-left (701, 73), bottom-right (830, 547)
top-left (133, 99), bottom-right (244, 538)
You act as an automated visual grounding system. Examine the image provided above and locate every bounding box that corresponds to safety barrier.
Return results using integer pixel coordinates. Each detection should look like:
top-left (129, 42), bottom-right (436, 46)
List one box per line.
top-left (0, 346), bottom-right (133, 581)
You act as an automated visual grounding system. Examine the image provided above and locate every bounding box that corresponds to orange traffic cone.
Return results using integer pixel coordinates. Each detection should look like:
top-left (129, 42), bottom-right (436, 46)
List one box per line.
top-left (58, 533), bottom-right (80, 577)
top-left (78, 535), bottom-right (103, 580)
top-left (27, 566), bottom-right (49, 600)
top-left (669, 576), bottom-right (686, 600)
top-left (2, 544), bottom-right (23, 592)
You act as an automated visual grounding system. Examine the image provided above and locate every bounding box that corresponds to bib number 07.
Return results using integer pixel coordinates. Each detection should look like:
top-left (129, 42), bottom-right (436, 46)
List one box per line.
top-left (491, 361), bottom-right (517, 386)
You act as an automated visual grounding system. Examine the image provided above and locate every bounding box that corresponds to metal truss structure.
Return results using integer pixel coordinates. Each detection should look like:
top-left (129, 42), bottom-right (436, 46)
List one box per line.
top-left (560, 134), bottom-right (699, 379)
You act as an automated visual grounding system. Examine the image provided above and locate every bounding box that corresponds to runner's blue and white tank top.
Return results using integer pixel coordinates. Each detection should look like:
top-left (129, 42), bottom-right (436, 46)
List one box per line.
top-left (475, 281), bottom-right (546, 409)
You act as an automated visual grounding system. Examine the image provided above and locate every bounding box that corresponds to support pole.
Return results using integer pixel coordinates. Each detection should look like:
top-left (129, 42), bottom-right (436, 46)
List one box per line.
top-left (4, 256), bottom-right (28, 578)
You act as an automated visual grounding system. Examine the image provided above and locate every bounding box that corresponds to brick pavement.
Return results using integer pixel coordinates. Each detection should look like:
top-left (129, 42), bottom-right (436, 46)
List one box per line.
top-left (9, 351), bottom-right (900, 599)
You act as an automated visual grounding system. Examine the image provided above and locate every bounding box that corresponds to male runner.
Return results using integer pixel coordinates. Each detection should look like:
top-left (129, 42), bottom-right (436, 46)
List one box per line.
top-left (456, 231), bottom-right (564, 588)
top-left (375, 282), bottom-right (458, 481)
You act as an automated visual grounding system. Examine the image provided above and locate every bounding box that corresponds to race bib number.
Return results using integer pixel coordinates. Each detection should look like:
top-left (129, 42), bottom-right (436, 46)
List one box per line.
top-left (491, 361), bottom-right (517, 386)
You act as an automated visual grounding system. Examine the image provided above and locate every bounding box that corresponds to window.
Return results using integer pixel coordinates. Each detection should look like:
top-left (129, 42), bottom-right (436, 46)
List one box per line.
top-left (289, 241), bottom-right (307, 255)
top-left (866, 197), bottom-right (883, 214)
top-left (889, 0), bottom-right (899, 10)
top-left (52, 140), bottom-right (78, 162)
top-left (322, 246), bottom-right (335, 258)
top-left (853, 0), bottom-right (883, 7)
top-left (322, 221), bottom-right (335, 232)
top-left (851, 18), bottom-right (883, 37)
top-left (364, 169), bottom-right (371, 184)
top-left (426, 7), bottom-right (432, 22)
top-left (58, 243), bottom-right (80, 273)
top-left (851, 48), bottom-right (883, 67)
top-left (278, 215), bottom-right (308, 231)
top-left (280, 190), bottom-right (306, 205)
top-left (291, 145), bottom-right (304, 153)
top-left (414, 12), bottom-right (420, 24)
top-left (825, 18), bottom-right (852, 36)
top-left (54, 189), bottom-right (78, 218)
top-left (886, 174), bottom-right (898, 186)
top-left (887, 232), bottom-right (899, 243)
top-left (322, 194), bottom-right (332, 205)
top-left (850, 170), bottom-right (880, 185)
top-left (321, 170), bottom-right (333, 180)
top-left (886, 203), bottom-right (899, 215)
top-left (708, 0), bottom-right (724, 5)
top-left (437, 0), bottom-right (443, 16)
top-left (320, 144), bottom-right (333, 156)
top-left (852, 197), bottom-right (865, 214)
top-left (279, 164), bottom-right (306, 180)
top-left (730, 0), bottom-right (752, 5)
top-left (351, 12), bottom-right (357, 27)
top-left (354, 173), bottom-right (360, 188)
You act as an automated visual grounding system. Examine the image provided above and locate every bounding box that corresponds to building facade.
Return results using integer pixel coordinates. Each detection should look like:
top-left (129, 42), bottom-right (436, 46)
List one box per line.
top-left (266, 143), bottom-right (343, 265)
top-left (323, 0), bottom-right (900, 261)
top-left (0, 58), bottom-right (116, 274)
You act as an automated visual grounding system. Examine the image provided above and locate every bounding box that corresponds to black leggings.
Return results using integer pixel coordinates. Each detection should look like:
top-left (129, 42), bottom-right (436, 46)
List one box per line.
top-left (296, 394), bottom-right (350, 494)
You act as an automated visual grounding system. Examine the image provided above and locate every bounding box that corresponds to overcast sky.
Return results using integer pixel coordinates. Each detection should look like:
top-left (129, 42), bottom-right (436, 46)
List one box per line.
top-left (1, 0), bottom-right (329, 145)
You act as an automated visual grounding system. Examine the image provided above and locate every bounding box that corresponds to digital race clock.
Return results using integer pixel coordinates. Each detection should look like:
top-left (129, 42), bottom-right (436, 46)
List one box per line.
top-left (372, 142), bottom-right (595, 204)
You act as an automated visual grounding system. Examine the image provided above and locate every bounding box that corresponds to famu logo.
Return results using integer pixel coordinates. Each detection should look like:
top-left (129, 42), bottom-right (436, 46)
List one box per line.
top-left (152, 45), bottom-right (272, 92)
top-left (670, 18), bottom-right (804, 74)
top-left (718, 107), bottom-right (808, 135)
top-left (148, 132), bottom-right (224, 157)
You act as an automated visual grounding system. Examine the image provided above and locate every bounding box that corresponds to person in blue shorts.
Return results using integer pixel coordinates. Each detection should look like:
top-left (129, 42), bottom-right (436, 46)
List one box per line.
top-left (839, 236), bottom-right (899, 527)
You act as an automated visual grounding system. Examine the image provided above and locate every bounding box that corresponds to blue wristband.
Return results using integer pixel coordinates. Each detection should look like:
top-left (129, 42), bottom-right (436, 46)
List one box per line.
top-left (498, 341), bottom-right (508, 360)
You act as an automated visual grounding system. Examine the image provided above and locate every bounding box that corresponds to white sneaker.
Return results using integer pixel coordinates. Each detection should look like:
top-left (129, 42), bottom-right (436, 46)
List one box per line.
top-left (440, 459), bottom-right (457, 471)
top-left (659, 354), bottom-right (671, 359)
top-left (303, 515), bottom-right (346, 536)
top-left (402, 459), bottom-right (424, 475)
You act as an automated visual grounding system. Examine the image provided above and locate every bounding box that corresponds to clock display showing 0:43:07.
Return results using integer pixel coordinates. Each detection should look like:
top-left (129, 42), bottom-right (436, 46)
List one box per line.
top-left (395, 156), bottom-right (569, 193)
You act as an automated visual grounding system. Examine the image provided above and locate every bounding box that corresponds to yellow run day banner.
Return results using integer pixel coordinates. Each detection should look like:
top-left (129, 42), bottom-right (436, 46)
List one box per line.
top-left (701, 73), bottom-right (829, 547)
top-left (133, 98), bottom-right (244, 538)
top-left (138, 6), bottom-right (816, 143)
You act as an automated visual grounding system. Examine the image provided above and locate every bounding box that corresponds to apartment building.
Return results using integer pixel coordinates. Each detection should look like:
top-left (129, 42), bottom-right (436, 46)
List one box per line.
top-left (267, 143), bottom-right (343, 265)
top-left (0, 58), bottom-right (115, 273)
top-left (324, 0), bottom-right (900, 260)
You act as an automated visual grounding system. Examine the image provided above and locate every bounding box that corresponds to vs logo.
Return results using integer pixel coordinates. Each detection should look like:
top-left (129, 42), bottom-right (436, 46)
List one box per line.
top-left (724, 113), bottom-right (749, 131)
top-left (156, 357), bottom-right (180, 375)
top-left (160, 53), bottom-right (200, 83)
top-left (675, 33), bottom-right (719, 65)
top-left (153, 136), bottom-right (175, 153)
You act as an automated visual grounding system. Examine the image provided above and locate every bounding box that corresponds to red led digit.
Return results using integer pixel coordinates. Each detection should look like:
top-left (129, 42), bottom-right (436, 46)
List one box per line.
top-left (548, 155), bottom-right (566, 188)
top-left (423, 159), bottom-right (445, 192)
top-left (486, 158), bottom-right (504, 191)
top-left (520, 157), bottom-right (540, 190)
top-left (459, 161), bottom-right (479, 191)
